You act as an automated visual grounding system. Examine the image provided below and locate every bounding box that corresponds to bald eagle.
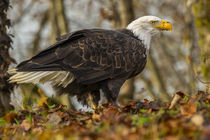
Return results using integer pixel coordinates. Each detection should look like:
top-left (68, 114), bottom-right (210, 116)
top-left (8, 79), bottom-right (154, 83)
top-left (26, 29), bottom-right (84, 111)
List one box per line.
top-left (8, 16), bottom-right (172, 108)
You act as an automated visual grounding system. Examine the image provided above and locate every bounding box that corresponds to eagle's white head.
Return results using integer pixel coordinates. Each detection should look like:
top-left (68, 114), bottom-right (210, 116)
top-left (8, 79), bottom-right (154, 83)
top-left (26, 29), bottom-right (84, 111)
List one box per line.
top-left (127, 16), bottom-right (172, 50)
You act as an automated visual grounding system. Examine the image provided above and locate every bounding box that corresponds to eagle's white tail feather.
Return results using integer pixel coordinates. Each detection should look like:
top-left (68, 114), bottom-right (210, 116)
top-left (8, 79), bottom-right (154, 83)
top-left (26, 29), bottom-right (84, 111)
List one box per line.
top-left (9, 72), bottom-right (38, 82)
top-left (17, 72), bottom-right (40, 79)
top-left (8, 69), bottom-right (75, 87)
top-left (51, 72), bottom-right (65, 85)
top-left (9, 71), bottom-right (48, 83)
top-left (58, 72), bottom-right (70, 86)
top-left (39, 71), bottom-right (57, 82)
top-left (7, 69), bottom-right (18, 74)
top-left (9, 72), bottom-right (35, 80)
top-left (20, 72), bottom-right (52, 84)
top-left (11, 72), bottom-right (44, 82)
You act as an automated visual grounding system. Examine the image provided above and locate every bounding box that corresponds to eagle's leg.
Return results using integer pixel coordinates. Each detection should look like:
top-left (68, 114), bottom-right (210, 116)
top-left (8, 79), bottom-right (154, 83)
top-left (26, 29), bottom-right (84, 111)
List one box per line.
top-left (87, 90), bottom-right (100, 110)
top-left (101, 78), bottom-right (126, 106)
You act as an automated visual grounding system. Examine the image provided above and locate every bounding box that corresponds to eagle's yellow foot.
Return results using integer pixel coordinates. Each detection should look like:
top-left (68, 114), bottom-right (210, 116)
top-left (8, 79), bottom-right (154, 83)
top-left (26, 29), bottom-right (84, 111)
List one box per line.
top-left (37, 88), bottom-right (48, 107)
top-left (87, 93), bottom-right (98, 111)
top-left (91, 103), bottom-right (97, 110)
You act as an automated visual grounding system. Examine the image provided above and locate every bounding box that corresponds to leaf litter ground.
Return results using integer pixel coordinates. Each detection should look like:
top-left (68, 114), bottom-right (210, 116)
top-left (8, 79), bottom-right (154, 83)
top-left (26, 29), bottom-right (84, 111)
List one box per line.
top-left (0, 91), bottom-right (209, 140)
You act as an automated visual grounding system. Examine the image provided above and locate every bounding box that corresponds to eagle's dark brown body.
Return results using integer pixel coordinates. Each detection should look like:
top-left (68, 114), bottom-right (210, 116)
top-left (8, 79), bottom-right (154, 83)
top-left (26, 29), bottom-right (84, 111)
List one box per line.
top-left (15, 29), bottom-right (147, 106)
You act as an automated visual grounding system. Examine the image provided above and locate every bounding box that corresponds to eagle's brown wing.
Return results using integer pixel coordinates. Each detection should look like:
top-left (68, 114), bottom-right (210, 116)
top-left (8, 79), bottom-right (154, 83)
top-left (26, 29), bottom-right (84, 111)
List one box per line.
top-left (16, 29), bottom-right (146, 84)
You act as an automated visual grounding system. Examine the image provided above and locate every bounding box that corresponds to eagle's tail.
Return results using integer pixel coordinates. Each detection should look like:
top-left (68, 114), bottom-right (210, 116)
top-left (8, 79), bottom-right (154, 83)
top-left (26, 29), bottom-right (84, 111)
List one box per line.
top-left (8, 69), bottom-right (75, 88)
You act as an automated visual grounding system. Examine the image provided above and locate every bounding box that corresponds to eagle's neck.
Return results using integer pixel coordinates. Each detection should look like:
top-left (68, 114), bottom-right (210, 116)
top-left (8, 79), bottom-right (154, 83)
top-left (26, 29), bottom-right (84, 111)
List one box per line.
top-left (135, 31), bottom-right (151, 50)
top-left (126, 23), bottom-right (151, 51)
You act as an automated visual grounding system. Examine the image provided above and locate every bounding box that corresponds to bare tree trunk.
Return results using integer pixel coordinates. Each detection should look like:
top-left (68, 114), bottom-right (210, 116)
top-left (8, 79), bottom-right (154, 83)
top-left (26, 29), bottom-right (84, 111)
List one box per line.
top-left (159, 40), bottom-right (191, 93)
top-left (49, 0), bottom-right (69, 43)
top-left (0, 0), bottom-right (15, 113)
top-left (117, 0), bottom-right (136, 100)
top-left (108, 0), bottom-right (121, 28)
top-left (118, 0), bottom-right (135, 27)
top-left (189, 0), bottom-right (210, 91)
top-left (30, 10), bottom-right (49, 56)
top-left (140, 75), bottom-right (158, 100)
top-left (148, 51), bottom-right (171, 101)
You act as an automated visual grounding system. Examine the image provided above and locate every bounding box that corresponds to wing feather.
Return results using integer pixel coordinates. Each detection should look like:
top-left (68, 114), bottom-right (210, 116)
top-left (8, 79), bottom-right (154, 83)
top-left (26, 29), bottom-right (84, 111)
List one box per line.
top-left (13, 29), bottom-right (147, 85)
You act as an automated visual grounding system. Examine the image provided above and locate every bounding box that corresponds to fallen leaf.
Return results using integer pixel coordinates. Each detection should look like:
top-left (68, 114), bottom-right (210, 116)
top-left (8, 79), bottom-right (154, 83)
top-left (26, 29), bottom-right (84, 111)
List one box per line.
top-left (191, 114), bottom-right (204, 127)
top-left (180, 98), bottom-right (197, 116)
top-left (205, 94), bottom-right (210, 103)
top-left (0, 90), bottom-right (208, 140)
top-left (92, 113), bottom-right (100, 121)
top-left (100, 107), bottom-right (120, 122)
top-left (169, 91), bottom-right (186, 109)
top-left (4, 113), bottom-right (17, 123)
top-left (32, 127), bottom-right (43, 134)
top-left (144, 99), bottom-right (149, 103)
top-left (47, 113), bottom-right (62, 126)
top-left (20, 119), bottom-right (31, 131)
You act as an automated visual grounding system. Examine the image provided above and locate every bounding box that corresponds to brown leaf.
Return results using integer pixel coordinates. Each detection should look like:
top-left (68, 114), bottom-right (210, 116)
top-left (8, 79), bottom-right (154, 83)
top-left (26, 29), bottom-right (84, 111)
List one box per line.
top-left (92, 113), bottom-right (100, 121)
top-left (4, 113), bottom-right (17, 123)
top-left (203, 125), bottom-right (210, 140)
top-left (47, 113), bottom-right (62, 126)
top-left (205, 94), bottom-right (210, 104)
top-left (100, 107), bottom-right (120, 122)
top-left (32, 127), bottom-right (43, 134)
top-left (144, 99), bottom-right (149, 103)
top-left (165, 135), bottom-right (180, 140)
top-left (169, 91), bottom-right (187, 109)
top-left (180, 98), bottom-right (197, 116)
top-left (20, 119), bottom-right (31, 131)
top-left (191, 114), bottom-right (204, 127)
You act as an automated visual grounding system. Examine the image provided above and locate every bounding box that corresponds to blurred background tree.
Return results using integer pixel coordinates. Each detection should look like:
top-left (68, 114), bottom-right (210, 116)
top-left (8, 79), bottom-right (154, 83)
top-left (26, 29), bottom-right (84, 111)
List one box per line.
top-left (1, 0), bottom-right (208, 112)
top-left (191, 0), bottom-right (210, 83)
top-left (0, 0), bottom-right (15, 114)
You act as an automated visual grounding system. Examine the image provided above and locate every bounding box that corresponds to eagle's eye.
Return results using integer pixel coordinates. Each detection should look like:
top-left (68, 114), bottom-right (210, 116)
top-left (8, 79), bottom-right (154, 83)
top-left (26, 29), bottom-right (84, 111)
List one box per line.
top-left (150, 21), bottom-right (157, 25)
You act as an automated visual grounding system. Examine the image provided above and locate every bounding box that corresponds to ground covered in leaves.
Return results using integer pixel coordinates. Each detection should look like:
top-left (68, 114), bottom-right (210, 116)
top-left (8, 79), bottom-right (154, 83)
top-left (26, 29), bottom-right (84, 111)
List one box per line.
top-left (0, 91), bottom-right (210, 140)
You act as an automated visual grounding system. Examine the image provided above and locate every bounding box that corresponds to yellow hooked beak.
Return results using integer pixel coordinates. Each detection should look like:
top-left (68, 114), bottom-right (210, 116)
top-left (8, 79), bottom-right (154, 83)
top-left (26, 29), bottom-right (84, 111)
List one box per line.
top-left (154, 20), bottom-right (172, 32)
